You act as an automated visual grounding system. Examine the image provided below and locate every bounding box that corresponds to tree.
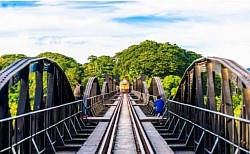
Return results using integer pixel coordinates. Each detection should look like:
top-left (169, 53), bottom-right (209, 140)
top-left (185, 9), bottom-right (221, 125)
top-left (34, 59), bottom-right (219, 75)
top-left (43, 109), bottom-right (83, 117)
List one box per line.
top-left (162, 75), bottom-right (181, 98)
top-left (84, 55), bottom-right (115, 77)
top-left (0, 54), bottom-right (27, 70)
top-left (113, 40), bottom-right (202, 80)
top-left (38, 52), bottom-right (84, 89)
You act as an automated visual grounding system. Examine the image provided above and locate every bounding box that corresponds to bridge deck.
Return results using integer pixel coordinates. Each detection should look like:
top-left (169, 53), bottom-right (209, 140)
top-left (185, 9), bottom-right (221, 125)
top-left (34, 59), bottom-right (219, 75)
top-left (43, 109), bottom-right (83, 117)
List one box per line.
top-left (77, 97), bottom-right (120, 154)
top-left (131, 98), bottom-right (174, 154)
top-left (76, 94), bottom-right (176, 154)
top-left (77, 122), bottom-right (109, 154)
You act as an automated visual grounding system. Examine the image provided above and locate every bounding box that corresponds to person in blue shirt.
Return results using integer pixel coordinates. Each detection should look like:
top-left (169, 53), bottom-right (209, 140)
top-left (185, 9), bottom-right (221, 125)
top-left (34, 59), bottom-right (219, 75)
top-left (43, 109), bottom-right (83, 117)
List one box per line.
top-left (153, 95), bottom-right (165, 117)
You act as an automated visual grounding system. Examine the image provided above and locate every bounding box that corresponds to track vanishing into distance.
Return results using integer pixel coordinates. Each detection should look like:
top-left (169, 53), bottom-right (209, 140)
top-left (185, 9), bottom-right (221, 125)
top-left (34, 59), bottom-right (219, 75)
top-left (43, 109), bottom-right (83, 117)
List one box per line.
top-left (112, 94), bottom-right (138, 153)
top-left (98, 94), bottom-right (154, 154)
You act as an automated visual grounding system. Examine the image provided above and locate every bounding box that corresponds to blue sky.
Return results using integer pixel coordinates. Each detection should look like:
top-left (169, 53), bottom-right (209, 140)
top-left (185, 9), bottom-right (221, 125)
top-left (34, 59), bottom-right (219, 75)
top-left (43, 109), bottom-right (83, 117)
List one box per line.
top-left (0, 1), bottom-right (41, 8)
top-left (0, 0), bottom-right (250, 67)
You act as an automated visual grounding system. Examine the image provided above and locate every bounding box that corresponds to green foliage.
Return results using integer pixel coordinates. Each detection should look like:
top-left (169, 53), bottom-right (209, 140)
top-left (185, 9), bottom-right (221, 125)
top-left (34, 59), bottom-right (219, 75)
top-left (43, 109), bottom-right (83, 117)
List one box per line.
top-left (0, 54), bottom-right (27, 70)
top-left (9, 103), bottom-right (18, 116)
top-left (232, 94), bottom-right (242, 109)
top-left (162, 75), bottom-right (181, 98)
top-left (38, 52), bottom-right (84, 89)
top-left (215, 96), bottom-right (221, 111)
top-left (215, 94), bottom-right (242, 117)
top-left (0, 55), bottom-right (33, 116)
top-left (84, 55), bottom-right (115, 77)
top-left (83, 55), bottom-right (116, 89)
top-left (0, 40), bottom-right (203, 117)
top-left (234, 102), bottom-right (242, 118)
top-left (214, 74), bottom-right (222, 97)
top-left (113, 40), bottom-right (202, 81)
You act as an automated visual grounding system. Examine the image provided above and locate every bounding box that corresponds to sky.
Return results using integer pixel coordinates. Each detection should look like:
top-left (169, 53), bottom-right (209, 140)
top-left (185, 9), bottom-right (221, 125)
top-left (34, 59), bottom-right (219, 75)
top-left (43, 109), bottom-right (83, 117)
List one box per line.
top-left (0, 0), bottom-right (250, 68)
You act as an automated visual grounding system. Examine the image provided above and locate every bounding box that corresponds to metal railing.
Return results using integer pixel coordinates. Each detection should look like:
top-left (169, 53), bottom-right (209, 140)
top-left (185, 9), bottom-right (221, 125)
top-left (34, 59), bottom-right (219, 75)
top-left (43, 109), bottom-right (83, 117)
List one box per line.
top-left (83, 91), bottom-right (117, 117)
top-left (0, 100), bottom-right (82, 154)
top-left (0, 91), bottom-right (117, 154)
top-left (167, 100), bottom-right (250, 153)
top-left (131, 91), bottom-right (165, 116)
top-left (132, 90), bottom-right (250, 153)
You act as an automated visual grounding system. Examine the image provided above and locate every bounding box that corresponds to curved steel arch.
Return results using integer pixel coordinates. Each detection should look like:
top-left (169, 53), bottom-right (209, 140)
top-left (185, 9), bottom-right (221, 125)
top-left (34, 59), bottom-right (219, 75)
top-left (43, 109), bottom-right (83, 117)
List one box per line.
top-left (174, 57), bottom-right (250, 113)
top-left (149, 77), bottom-right (166, 101)
top-left (106, 75), bottom-right (117, 92)
top-left (101, 81), bottom-right (109, 94)
top-left (0, 57), bottom-right (74, 117)
top-left (172, 56), bottom-right (250, 151)
top-left (101, 75), bottom-right (118, 94)
top-left (134, 75), bottom-right (146, 92)
top-left (0, 57), bottom-right (75, 151)
top-left (142, 81), bottom-right (149, 94)
top-left (133, 75), bottom-right (149, 94)
top-left (83, 77), bottom-right (101, 98)
top-left (82, 77), bottom-right (101, 116)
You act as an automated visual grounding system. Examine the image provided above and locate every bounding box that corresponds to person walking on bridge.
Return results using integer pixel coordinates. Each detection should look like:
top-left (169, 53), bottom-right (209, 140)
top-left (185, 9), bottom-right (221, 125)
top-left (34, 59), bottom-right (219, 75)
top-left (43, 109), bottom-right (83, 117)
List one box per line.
top-left (153, 95), bottom-right (165, 117)
top-left (74, 79), bottom-right (84, 101)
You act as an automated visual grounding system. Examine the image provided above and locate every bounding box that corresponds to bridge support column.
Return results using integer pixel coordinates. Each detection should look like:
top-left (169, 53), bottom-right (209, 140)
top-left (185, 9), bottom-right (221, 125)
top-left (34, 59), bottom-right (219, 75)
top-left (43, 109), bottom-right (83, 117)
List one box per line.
top-left (0, 84), bottom-right (12, 154)
top-left (194, 64), bottom-right (205, 152)
top-left (241, 87), bottom-right (250, 150)
top-left (207, 61), bottom-right (217, 150)
top-left (221, 66), bottom-right (235, 153)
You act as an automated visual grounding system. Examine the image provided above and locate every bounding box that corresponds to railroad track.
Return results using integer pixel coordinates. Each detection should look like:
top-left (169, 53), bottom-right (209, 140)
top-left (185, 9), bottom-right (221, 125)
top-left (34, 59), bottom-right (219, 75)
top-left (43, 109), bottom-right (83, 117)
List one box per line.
top-left (97, 93), bottom-right (154, 154)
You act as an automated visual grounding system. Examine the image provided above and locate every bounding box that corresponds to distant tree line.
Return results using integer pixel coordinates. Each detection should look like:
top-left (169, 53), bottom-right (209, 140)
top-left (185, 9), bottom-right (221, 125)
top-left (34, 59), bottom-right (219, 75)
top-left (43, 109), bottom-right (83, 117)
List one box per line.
top-left (0, 40), bottom-right (203, 116)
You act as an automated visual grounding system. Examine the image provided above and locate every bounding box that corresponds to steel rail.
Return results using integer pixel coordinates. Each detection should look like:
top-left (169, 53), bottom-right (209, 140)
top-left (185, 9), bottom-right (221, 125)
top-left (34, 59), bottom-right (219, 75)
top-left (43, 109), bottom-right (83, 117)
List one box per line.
top-left (106, 100), bottom-right (122, 154)
top-left (128, 95), bottom-right (155, 154)
top-left (98, 94), bottom-right (155, 154)
top-left (128, 96), bottom-right (155, 154)
top-left (97, 98), bottom-right (122, 154)
top-left (128, 96), bottom-right (146, 154)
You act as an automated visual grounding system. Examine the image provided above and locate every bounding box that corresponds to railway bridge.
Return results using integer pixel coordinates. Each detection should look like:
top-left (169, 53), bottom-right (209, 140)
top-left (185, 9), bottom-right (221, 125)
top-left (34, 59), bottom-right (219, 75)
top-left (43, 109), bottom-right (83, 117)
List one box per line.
top-left (0, 57), bottom-right (250, 154)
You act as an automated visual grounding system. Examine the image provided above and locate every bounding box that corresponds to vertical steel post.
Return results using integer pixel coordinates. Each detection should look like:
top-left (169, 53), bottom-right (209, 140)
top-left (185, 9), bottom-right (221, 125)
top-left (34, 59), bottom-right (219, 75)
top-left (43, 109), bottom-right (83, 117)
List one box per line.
top-left (0, 83), bottom-right (11, 154)
top-left (242, 87), bottom-right (250, 150)
top-left (16, 66), bottom-right (30, 153)
top-left (195, 64), bottom-right (205, 152)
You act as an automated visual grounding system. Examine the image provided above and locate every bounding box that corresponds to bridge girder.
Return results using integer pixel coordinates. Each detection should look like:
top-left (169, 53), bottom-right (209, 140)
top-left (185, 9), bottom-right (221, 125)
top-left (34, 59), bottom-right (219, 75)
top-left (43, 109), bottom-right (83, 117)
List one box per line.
top-left (173, 57), bottom-right (250, 151)
top-left (0, 58), bottom-right (75, 153)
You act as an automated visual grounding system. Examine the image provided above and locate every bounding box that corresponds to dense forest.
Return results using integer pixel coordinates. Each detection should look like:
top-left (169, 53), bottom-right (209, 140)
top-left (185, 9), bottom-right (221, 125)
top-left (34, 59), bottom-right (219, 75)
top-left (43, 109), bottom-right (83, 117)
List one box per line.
top-left (0, 40), bottom-right (201, 96)
top-left (0, 40), bottom-right (242, 117)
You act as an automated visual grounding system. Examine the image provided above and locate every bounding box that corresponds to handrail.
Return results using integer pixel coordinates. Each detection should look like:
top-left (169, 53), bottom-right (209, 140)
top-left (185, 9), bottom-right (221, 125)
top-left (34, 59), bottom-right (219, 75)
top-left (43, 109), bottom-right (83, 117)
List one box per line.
top-left (169, 111), bottom-right (250, 154)
top-left (169, 100), bottom-right (250, 124)
top-left (0, 90), bottom-right (117, 153)
top-left (0, 100), bottom-right (80, 123)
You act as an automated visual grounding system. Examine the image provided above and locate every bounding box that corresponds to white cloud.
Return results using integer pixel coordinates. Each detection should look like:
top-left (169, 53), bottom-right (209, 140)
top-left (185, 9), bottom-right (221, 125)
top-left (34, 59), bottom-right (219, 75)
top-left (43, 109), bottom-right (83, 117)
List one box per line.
top-left (0, 0), bottom-right (250, 68)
